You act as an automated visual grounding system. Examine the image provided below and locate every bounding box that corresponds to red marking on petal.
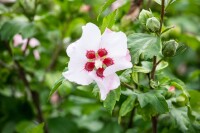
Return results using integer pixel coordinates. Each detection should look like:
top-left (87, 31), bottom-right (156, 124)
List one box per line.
top-left (103, 58), bottom-right (114, 67)
top-left (96, 68), bottom-right (104, 78)
top-left (98, 48), bottom-right (107, 57)
top-left (85, 62), bottom-right (95, 71)
top-left (86, 50), bottom-right (96, 59)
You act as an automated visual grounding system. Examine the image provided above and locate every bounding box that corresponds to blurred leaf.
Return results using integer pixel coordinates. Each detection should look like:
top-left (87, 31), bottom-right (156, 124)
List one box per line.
top-left (103, 87), bottom-right (121, 114)
top-left (48, 76), bottom-right (64, 100)
top-left (27, 123), bottom-right (44, 133)
top-left (96, 121), bottom-right (122, 133)
top-left (119, 95), bottom-right (136, 117)
top-left (189, 70), bottom-right (200, 80)
top-left (161, 25), bottom-right (175, 34)
top-left (0, 21), bottom-right (21, 41)
top-left (2, 121), bottom-right (15, 133)
top-left (20, 23), bottom-right (37, 39)
top-left (0, 21), bottom-right (36, 41)
top-left (101, 9), bottom-right (118, 33)
top-left (188, 90), bottom-right (200, 112)
top-left (128, 33), bottom-right (161, 64)
top-left (97, 0), bottom-right (116, 21)
top-left (47, 117), bottom-right (78, 133)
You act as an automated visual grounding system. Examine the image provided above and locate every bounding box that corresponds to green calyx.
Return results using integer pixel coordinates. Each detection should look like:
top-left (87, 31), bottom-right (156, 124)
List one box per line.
top-left (146, 17), bottom-right (160, 32)
top-left (162, 40), bottom-right (179, 57)
top-left (138, 9), bottom-right (153, 26)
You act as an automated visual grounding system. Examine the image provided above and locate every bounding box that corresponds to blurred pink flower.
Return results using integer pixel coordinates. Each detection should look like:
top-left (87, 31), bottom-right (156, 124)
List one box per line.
top-left (168, 86), bottom-right (175, 92)
top-left (13, 34), bottom-right (40, 60)
top-left (80, 4), bottom-right (91, 13)
top-left (63, 23), bottom-right (132, 100)
top-left (111, 0), bottom-right (125, 11)
top-left (50, 92), bottom-right (59, 105)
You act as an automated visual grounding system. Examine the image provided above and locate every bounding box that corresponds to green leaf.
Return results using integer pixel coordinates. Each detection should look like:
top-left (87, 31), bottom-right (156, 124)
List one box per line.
top-left (16, 121), bottom-right (44, 133)
top-left (170, 106), bottom-right (190, 132)
top-left (132, 72), bottom-right (138, 84)
top-left (101, 10), bottom-right (118, 33)
top-left (120, 69), bottom-right (132, 83)
top-left (156, 61), bottom-right (168, 71)
top-left (154, 0), bottom-right (176, 8)
top-left (0, 21), bottom-right (36, 41)
top-left (188, 90), bottom-right (200, 112)
top-left (128, 33), bottom-right (161, 64)
top-left (97, 0), bottom-right (116, 21)
top-left (161, 25), bottom-right (175, 34)
top-left (119, 95), bottom-right (137, 117)
top-left (103, 87), bottom-right (121, 114)
top-left (133, 61), bottom-right (152, 73)
top-left (137, 91), bottom-right (169, 114)
top-left (133, 65), bottom-right (151, 73)
top-left (28, 123), bottom-right (44, 133)
top-left (133, 61), bottom-right (168, 73)
top-left (47, 117), bottom-right (78, 133)
top-left (20, 23), bottom-right (37, 39)
top-left (48, 76), bottom-right (64, 100)
top-left (0, 21), bottom-right (22, 41)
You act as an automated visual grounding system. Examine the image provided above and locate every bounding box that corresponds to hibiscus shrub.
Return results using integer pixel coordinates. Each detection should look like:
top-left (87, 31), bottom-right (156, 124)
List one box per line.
top-left (0, 0), bottom-right (200, 133)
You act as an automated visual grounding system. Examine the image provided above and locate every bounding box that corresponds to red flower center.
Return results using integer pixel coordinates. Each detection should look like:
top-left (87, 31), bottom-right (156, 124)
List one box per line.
top-left (86, 50), bottom-right (96, 59)
top-left (96, 68), bottom-right (105, 78)
top-left (103, 58), bottom-right (114, 67)
top-left (98, 48), bottom-right (108, 57)
top-left (85, 48), bottom-right (114, 78)
top-left (85, 62), bottom-right (95, 71)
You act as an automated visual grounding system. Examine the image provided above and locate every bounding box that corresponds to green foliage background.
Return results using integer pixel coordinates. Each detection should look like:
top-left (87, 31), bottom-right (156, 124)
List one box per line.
top-left (0, 0), bottom-right (200, 133)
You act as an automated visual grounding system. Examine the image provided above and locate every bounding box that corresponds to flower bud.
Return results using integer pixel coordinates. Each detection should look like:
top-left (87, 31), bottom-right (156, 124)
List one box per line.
top-left (175, 95), bottom-right (187, 107)
top-left (165, 86), bottom-right (175, 99)
top-left (138, 9), bottom-right (153, 26)
top-left (162, 40), bottom-right (179, 57)
top-left (146, 17), bottom-right (160, 32)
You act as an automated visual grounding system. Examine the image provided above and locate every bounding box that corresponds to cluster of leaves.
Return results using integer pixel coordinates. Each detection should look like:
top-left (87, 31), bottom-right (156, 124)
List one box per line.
top-left (0, 0), bottom-right (200, 133)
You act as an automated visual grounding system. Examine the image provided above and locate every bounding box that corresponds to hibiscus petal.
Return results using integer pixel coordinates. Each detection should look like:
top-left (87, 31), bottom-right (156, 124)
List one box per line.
top-left (29, 38), bottom-right (40, 48)
top-left (63, 70), bottom-right (93, 85)
top-left (33, 50), bottom-right (40, 60)
top-left (90, 72), bottom-right (120, 100)
top-left (104, 51), bottom-right (133, 76)
top-left (79, 23), bottom-right (101, 51)
top-left (100, 28), bottom-right (127, 57)
top-left (66, 41), bottom-right (78, 57)
top-left (13, 34), bottom-right (24, 47)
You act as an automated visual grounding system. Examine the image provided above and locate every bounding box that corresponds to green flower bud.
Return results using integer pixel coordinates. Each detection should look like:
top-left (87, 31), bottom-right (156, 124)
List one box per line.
top-left (146, 17), bottom-right (160, 32)
top-left (174, 95), bottom-right (187, 107)
top-left (138, 9), bottom-right (153, 26)
top-left (162, 40), bottom-right (179, 57)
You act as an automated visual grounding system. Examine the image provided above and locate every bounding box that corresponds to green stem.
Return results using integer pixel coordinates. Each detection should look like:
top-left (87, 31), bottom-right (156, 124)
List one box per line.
top-left (151, 1), bottom-right (165, 133)
top-left (159, 0), bottom-right (165, 34)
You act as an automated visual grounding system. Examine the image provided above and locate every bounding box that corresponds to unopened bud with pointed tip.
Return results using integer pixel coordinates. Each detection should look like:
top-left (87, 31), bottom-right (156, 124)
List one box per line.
top-left (138, 9), bottom-right (153, 26)
top-left (162, 40), bottom-right (179, 57)
top-left (146, 17), bottom-right (160, 32)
